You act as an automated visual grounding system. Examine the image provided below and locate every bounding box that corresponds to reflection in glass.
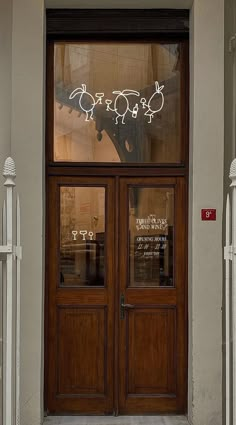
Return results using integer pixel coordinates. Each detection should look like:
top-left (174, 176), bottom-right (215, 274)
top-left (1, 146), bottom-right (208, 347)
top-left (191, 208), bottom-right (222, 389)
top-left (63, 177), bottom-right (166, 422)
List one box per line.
top-left (60, 187), bottom-right (105, 286)
top-left (54, 43), bottom-right (181, 163)
top-left (129, 187), bottom-right (174, 287)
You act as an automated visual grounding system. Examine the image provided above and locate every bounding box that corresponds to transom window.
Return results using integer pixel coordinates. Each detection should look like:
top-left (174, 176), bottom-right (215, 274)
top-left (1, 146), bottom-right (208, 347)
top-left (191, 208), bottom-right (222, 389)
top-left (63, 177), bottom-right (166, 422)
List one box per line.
top-left (53, 42), bottom-right (185, 164)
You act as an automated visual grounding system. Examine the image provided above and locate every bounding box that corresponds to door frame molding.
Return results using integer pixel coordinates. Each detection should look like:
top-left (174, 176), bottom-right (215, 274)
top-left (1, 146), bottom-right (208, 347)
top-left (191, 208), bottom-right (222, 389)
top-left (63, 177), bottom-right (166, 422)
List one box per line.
top-left (46, 9), bottom-right (189, 39)
top-left (45, 9), bottom-right (189, 414)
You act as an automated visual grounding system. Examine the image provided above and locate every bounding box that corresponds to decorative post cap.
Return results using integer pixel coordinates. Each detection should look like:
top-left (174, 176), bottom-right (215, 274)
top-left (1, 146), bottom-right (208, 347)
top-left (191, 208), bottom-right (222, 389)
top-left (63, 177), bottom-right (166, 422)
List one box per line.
top-left (3, 157), bottom-right (16, 186)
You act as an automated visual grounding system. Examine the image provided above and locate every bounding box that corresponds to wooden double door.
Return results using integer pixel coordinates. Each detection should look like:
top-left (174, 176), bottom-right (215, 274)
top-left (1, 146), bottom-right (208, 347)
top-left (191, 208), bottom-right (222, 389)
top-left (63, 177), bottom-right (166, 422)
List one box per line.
top-left (45, 175), bottom-right (187, 415)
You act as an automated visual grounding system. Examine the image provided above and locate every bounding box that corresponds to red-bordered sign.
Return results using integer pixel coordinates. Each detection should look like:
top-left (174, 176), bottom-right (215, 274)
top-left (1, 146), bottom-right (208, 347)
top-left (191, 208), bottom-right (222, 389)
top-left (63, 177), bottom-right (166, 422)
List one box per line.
top-left (201, 209), bottom-right (216, 221)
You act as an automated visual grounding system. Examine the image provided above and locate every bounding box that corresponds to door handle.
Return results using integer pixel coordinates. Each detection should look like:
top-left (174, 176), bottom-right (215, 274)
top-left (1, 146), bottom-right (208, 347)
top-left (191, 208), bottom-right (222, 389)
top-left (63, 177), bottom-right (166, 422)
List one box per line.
top-left (120, 294), bottom-right (134, 319)
top-left (121, 303), bottom-right (135, 309)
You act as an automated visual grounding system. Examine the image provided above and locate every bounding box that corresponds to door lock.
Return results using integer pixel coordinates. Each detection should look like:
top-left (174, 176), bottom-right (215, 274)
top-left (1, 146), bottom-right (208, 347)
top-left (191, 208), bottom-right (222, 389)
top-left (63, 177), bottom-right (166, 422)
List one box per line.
top-left (120, 294), bottom-right (134, 319)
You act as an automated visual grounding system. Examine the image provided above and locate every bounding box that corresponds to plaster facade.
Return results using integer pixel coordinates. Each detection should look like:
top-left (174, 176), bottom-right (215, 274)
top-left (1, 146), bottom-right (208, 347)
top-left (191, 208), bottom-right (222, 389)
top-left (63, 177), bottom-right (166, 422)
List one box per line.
top-left (0, 0), bottom-right (226, 424)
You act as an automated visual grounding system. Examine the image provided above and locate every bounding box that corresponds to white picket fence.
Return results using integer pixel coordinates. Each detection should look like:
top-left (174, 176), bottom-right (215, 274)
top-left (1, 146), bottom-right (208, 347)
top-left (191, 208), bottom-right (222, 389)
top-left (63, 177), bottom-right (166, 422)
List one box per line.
top-left (0, 157), bottom-right (22, 425)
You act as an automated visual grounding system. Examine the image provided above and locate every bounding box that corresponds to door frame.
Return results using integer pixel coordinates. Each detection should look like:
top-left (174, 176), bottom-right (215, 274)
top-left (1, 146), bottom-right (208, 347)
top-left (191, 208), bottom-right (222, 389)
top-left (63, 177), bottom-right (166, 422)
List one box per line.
top-left (45, 9), bottom-right (189, 415)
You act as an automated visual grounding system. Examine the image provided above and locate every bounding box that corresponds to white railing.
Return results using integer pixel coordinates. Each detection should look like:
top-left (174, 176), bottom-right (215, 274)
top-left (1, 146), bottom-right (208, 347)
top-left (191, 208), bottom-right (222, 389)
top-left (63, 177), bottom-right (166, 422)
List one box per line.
top-left (225, 158), bottom-right (236, 425)
top-left (0, 157), bottom-right (22, 425)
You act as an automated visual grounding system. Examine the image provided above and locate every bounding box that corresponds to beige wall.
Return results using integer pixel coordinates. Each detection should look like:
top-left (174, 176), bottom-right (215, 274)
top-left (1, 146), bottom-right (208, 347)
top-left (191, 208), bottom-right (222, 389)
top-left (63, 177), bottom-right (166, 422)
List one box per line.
top-left (0, 0), bottom-right (12, 162)
top-left (10, 0), bottom-right (45, 424)
top-left (224, 1), bottom-right (236, 189)
top-left (0, 0), bottom-right (225, 424)
top-left (189, 1), bottom-right (224, 424)
top-left (0, 0), bottom-right (13, 423)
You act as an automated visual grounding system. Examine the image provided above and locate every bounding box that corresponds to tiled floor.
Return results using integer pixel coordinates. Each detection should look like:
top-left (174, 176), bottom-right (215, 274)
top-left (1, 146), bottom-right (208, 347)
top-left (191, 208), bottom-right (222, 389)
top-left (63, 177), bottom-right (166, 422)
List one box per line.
top-left (44, 416), bottom-right (189, 425)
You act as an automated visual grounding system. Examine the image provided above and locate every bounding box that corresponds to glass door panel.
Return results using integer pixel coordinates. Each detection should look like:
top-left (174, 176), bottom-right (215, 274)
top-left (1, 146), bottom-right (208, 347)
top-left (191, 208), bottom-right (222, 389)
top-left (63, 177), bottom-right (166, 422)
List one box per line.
top-left (60, 186), bottom-right (105, 287)
top-left (129, 187), bottom-right (174, 287)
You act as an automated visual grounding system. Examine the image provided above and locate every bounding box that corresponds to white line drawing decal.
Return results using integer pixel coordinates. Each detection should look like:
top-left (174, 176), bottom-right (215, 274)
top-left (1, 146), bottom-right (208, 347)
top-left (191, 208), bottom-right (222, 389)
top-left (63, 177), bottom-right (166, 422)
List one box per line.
top-left (69, 84), bottom-right (104, 121)
top-left (68, 82), bottom-right (164, 124)
top-left (72, 230), bottom-right (94, 241)
top-left (140, 81), bottom-right (164, 123)
top-left (88, 231), bottom-right (94, 240)
top-left (105, 89), bottom-right (140, 125)
top-left (72, 230), bottom-right (78, 240)
top-left (79, 230), bottom-right (87, 240)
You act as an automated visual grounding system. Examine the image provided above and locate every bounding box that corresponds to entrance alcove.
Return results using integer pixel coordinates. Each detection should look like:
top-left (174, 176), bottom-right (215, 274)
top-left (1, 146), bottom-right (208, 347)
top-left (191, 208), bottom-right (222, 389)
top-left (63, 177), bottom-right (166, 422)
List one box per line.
top-left (2, 0), bottom-right (224, 424)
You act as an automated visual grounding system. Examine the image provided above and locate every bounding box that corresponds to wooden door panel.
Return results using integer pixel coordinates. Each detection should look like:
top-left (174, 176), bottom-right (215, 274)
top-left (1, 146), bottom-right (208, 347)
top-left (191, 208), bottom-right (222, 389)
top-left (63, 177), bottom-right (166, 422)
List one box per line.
top-left (127, 307), bottom-right (176, 396)
top-left (56, 289), bottom-right (107, 305)
top-left (46, 176), bottom-right (115, 414)
top-left (119, 177), bottom-right (187, 414)
top-left (46, 175), bottom-right (187, 415)
top-left (126, 289), bottom-right (176, 305)
top-left (57, 306), bottom-right (107, 396)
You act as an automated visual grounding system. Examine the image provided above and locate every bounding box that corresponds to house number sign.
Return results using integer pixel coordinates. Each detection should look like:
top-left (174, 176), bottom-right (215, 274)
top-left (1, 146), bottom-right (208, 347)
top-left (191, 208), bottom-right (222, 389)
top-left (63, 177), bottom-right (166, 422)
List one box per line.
top-left (69, 81), bottom-right (164, 124)
top-left (201, 209), bottom-right (216, 221)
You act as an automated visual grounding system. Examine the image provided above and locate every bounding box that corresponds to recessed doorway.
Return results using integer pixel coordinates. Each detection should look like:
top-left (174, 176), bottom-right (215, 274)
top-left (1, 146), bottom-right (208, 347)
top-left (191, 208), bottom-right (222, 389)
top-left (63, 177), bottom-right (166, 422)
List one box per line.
top-left (45, 10), bottom-right (189, 416)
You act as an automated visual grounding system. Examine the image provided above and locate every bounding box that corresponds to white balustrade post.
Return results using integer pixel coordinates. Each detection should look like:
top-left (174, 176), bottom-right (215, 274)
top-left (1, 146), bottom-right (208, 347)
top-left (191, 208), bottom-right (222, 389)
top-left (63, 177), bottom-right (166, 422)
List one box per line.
top-left (2, 200), bottom-right (6, 425)
top-left (230, 159), bottom-right (236, 424)
top-left (225, 193), bottom-right (231, 425)
top-left (3, 157), bottom-right (16, 425)
top-left (16, 194), bottom-right (22, 425)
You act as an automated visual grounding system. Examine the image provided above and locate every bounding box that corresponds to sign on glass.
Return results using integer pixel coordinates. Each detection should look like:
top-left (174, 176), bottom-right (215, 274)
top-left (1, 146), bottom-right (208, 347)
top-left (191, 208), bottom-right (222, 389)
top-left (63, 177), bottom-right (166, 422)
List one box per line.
top-left (54, 42), bottom-right (181, 163)
top-left (129, 187), bottom-right (174, 287)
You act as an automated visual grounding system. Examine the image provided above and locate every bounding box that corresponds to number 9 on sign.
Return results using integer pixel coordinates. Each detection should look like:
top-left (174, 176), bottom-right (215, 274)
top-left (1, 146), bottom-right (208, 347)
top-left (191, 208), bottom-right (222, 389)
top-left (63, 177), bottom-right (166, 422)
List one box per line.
top-left (201, 209), bottom-right (216, 221)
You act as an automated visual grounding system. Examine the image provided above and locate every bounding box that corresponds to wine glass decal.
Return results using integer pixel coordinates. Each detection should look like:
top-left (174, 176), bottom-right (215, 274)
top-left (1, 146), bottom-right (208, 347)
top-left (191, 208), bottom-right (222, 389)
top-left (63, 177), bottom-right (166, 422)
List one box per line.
top-left (72, 230), bottom-right (94, 241)
top-left (95, 93), bottom-right (104, 104)
top-left (105, 99), bottom-right (112, 111)
top-left (72, 230), bottom-right (78, 241)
